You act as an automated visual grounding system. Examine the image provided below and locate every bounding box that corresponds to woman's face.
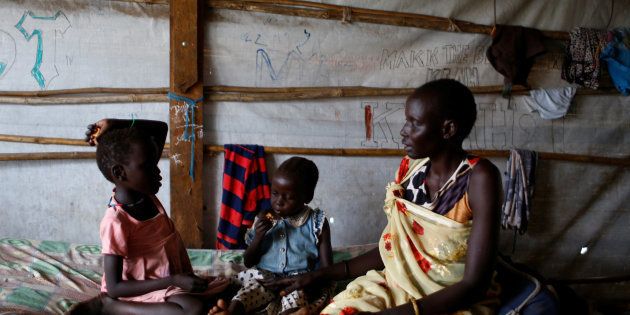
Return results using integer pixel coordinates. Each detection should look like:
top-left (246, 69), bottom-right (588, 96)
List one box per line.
top-left (400, 95), bottom-right (444, 159)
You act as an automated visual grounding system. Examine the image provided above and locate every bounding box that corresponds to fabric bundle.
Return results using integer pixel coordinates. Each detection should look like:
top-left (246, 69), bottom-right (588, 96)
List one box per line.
top-left (217, 144), bottom-right (271, 249)
top-left (562, 27), bottom-right (608, 89)
top-left (523, 86), bottom-right (577, 119)
top-left (502, 149), bottom-right (538, 234)
top-left (601, 27), bottom-right (630, 95)
top-left (486, 25), bottom-right (546, 96)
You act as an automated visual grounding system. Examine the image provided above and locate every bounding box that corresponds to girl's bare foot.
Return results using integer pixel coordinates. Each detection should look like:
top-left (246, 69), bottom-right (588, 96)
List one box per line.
top-left (208, 298), bottom-right (230, 315)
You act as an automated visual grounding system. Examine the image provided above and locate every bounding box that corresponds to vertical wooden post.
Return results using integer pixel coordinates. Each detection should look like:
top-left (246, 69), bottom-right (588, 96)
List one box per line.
top-left (169, 0), bottom-right (203, 248)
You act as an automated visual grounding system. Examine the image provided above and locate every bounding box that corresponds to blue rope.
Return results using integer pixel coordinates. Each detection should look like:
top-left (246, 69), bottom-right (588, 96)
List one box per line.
top-left (167, 92), bottom-right (203, 180)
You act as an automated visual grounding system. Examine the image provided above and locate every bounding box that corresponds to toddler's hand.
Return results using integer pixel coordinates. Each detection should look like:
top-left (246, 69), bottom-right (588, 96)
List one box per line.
top-left (254, 213), bottom-right (274, 238)
top-left (171, 273), bottom-right (208, 293)
top-left (204, 276), bottom-right (230, 295)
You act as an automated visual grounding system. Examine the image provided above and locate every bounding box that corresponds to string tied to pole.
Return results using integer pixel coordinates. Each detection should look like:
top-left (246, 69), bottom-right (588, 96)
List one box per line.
top-left (167, 92), bottom-right (203, 180)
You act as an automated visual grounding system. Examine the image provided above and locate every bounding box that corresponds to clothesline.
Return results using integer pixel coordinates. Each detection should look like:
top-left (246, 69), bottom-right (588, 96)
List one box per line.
top-left (0, 85), bottom-right (620, 105)
top-left (0, 134), bottom-right (628, 166)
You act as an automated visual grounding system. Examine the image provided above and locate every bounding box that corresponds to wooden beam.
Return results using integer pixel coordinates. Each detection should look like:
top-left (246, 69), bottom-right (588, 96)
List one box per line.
top-left (207, 0), bottom-right (570, 40)
top-left (170, 0), bottom-right (204, 248)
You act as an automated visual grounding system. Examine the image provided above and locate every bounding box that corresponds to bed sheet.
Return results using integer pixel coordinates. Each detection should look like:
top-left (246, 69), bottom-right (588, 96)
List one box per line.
top-left (0, 238), bottom-right (376, 314)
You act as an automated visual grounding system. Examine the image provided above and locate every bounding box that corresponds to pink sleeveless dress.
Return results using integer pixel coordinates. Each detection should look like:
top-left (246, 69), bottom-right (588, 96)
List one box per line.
top-left (99, 195), bottom-right (191, 302)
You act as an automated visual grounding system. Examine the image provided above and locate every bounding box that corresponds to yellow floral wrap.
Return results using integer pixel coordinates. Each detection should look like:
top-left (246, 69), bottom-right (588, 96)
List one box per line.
top-left (321, 158), bottom-right (494, 315)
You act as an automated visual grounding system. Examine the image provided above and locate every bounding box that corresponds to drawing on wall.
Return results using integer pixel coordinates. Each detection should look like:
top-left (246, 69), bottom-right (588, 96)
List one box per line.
top-left (0, 30), bottom-right (16, 80)
top-left (247, 29), bottom-right (326, 86)
top-left (14, 10), bottom-right (71, 89)
top-left (361, 101), bottom-right (404, 148)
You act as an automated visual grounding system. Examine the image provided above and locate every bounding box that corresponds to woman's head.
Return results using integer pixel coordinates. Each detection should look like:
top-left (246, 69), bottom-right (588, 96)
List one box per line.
top-left (271, 157), bottom-right (319, 217)
top-left (400, 79), bottom-right (477, 158)
top-left (96, 128), bottom-right (162, 194)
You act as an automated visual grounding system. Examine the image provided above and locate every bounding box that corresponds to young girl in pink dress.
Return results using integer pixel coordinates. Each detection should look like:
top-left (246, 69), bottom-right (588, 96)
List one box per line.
top-left (69, 118), bottom-right (228, 315)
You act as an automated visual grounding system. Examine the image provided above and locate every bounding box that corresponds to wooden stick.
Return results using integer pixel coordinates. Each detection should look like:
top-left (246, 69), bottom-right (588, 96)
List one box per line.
top-left (0, 151), bottom-right (170, 161)
top-left (109, 0), bottom-right (169, 4)
top-left (0, 87), bottom-right (168, 97)
top-left (0, 94), bottom-right (168, 105)
top-left (205, 145), bottom-right (630, 167)
top-left (0, 85), bottom-right (617, 105)
top-left (207, 0), bottom-right (570, 40)
top-left (0, 134), bottom-right (88, 146)
top-left (0, 152), bottom-right (95, 161)
top-left (0, 134), bottom-right (626, 166)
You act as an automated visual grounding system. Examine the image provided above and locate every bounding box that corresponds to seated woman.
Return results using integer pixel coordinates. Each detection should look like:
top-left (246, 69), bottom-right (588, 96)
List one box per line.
top-left (267, 79), bottom-right (520, 314)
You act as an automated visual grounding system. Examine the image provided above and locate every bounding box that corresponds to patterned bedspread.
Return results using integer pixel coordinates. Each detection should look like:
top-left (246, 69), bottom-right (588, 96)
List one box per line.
top-left (0, 238), bottom-right (376, 314)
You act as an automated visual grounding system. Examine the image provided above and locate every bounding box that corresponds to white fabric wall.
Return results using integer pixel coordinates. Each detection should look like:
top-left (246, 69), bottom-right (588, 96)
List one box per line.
top-left (0, 0), bottom-right (628, 300)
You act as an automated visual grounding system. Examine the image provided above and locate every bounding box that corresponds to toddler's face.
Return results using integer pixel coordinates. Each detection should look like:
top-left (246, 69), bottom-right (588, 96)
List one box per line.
top-left (120, 141), bottom-right (162, 195)
top-left (270, 173), bottom-right (306, 218)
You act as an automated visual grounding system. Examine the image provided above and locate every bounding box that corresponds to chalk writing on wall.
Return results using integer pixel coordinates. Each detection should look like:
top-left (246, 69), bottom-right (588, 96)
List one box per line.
top-left (251, 29), bottom-right (328, 86)
top-left (361, 101), bottom-right (404, 148)
top-left (14, 10), bottom-right (71, 89)
top-left (0, 30), bottom-right (16, 80)
top-left (360, 99), bottom-right (574, 153)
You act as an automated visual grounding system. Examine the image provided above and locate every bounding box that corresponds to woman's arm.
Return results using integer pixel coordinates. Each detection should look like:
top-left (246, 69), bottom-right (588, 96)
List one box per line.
top-left (103, 254), bottom-right (207, 298)
top-left (381, 159), bottom-right (502, 315)
top-left (265, 245), bottom-right (384, 293)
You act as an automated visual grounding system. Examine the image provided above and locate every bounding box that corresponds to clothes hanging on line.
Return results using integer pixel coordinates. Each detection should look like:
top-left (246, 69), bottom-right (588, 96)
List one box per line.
top-left (486, 25), bottom-right (546, 96)
top-left (217, 144), bottom-right (271, 249)
top-left (523, 86), bottom-right (577, 120)
top-left (562, 27), bottom-right (608, 89)
top-left (601, 28), bottom-right (630, 95)
top-left (502, 149), bottom-right (538, 234)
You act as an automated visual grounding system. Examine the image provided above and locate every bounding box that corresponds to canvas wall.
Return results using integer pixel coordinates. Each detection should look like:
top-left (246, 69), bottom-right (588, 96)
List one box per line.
top-left (0, 0), bottom-right (628, 300)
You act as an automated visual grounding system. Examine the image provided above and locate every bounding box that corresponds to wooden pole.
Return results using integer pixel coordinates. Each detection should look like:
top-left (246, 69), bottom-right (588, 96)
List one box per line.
top-left (0, 134), bottom-right (88, 146)
top-left (0, 137), bottom-right (626, 166)
top-left (170, 0), bottom-right (204, 248)
top-left (0, 87), bottom-right (167, 97)
top-left (0, 151), bottom-right (170, 161)
top-left (0, 94), bottom-right (167, 105)
top-left (207, 0), bottom-right (570, 40)
top-left (204, 145), bottom-right (630, 167)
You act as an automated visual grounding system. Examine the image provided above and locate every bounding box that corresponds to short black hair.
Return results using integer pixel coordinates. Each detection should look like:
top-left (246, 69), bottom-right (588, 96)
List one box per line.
top-left (275, 156), bottom-right (319, 203)
top-left (96, 128), bottom-right (152, 182)
top-left (412, 79), bottom-right (477, 143)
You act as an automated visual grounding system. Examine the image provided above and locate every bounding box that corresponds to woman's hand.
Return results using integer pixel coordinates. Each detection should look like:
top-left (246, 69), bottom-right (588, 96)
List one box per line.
top-left (259, 271), bottom-right (320, 295)
top-left (171, 273), bottom-right (209, 292)
top-left (85, 119), bottom-right (116, 146)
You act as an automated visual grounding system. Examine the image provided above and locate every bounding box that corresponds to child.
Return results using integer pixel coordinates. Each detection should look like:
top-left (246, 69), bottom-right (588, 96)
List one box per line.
top-left (210, 157), bottom-right (333, 315)
top-left (68, 118), bottom-right (228, 315)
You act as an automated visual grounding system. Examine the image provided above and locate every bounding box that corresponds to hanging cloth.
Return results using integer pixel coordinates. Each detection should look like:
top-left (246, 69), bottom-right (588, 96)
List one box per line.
top-left (601, 28), bottom-right (630, 95)
top-left (523, 86), bottom-right (577, 120)
top-left (486, 25), bottom-right (546, 96)
top-left (216, 145), bottom-right (271, 249)
top-left (561, 27), bottom-right (607, 89)
top-left (502, 149), bottom-right (537, 234)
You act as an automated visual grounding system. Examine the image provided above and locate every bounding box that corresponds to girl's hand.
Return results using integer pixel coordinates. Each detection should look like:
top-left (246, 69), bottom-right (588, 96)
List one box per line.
top-left (84, 119), bottom-right (115, 146)
top-left (259, 271), bottom-right (319, 295)
top-left (171, 273), bottom-right (208, 292)
top-left (254, 213), bottom-right (273, 239)
top-left (204, 276), bottom-right (230, 295)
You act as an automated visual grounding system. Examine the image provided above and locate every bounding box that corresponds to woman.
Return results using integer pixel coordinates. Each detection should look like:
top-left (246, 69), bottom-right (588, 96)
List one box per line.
top-left (266, 79), bottom-right (503, 315)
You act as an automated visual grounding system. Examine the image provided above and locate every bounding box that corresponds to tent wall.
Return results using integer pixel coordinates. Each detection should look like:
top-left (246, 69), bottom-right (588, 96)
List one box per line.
top-left (0, 0), bottom-right (628, 301)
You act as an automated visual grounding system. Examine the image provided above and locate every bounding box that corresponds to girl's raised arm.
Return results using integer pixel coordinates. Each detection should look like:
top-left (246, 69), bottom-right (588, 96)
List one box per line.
top-left (86, 119), bottom-right (168, 157)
